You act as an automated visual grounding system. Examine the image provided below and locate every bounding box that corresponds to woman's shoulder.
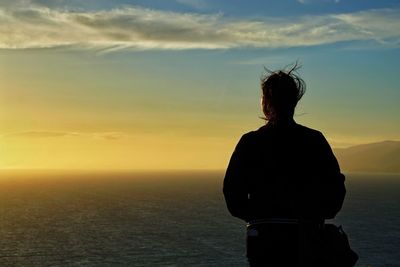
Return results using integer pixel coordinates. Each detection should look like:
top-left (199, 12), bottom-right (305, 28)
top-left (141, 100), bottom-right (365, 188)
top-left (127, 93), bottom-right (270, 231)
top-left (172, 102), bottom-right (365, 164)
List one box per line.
top-left (238, 123), bottom-right (327, 146)
top-left (255, 122), bottom-right (323, 137)
top-left (256, 123), bottom-right (329, 148)
top-left (233, 129), bottom-right (262, 152)
top-left (293, 123), bottom-right (324, 138)
top-left (237, 130), bottom-right (259, 146)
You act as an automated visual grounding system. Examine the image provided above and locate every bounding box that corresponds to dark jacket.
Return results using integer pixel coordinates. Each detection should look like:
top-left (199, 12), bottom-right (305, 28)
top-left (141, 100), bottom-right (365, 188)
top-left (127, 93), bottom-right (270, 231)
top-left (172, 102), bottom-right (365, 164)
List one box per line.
top-left (223, 121), bottom-right (346, 223)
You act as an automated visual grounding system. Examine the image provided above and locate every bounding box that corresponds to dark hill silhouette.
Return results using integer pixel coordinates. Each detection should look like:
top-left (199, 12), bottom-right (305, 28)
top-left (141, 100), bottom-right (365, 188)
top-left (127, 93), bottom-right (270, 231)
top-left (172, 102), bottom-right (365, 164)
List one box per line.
top-left (333, 140), bottom-right (400, 173)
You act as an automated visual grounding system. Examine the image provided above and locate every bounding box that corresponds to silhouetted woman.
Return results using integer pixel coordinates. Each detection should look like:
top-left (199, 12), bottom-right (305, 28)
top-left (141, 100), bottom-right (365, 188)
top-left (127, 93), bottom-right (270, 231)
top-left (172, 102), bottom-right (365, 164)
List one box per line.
top-left (223, 64), bottom-right (346, 267)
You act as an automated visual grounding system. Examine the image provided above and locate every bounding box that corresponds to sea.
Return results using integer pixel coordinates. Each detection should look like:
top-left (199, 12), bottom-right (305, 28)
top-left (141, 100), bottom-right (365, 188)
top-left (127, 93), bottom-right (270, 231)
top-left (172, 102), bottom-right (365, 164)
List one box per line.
top-left (0, 170), bottom-right (399, 267)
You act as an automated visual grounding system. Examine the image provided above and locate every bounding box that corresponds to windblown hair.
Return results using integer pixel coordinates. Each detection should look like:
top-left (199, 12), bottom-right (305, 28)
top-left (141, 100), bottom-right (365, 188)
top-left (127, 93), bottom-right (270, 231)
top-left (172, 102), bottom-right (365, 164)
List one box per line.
top-left (260, 62), bottom-right (306, 121)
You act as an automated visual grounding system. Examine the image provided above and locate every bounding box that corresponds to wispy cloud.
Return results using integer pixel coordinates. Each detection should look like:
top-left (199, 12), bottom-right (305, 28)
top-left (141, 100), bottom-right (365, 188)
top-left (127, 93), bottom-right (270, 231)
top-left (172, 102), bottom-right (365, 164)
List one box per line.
top-left (2, 131), bottom-right (78, 138)
top-left (1, 131), bottom-right (125, 140)
top-left (0, 4), bottom-right (399, 50)
top-left (93, 132), bottom-right (125, 140)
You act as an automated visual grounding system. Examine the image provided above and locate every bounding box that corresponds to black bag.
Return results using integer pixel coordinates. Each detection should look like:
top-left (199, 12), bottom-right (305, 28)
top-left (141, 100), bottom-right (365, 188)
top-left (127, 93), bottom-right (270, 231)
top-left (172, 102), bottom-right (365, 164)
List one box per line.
top-left (320, 224), bottom-right (358, 267)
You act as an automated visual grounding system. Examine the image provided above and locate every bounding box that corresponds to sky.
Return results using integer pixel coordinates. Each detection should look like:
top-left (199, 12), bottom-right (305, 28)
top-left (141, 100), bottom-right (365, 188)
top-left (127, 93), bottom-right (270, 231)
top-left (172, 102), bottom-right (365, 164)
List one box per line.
top-left (1, 0), bottom-right (399, 170)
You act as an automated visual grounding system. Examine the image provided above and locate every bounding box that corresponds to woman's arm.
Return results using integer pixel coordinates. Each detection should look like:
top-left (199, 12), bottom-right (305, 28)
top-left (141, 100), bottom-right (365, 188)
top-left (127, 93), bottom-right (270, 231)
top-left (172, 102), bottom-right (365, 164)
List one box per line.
top-left (315, 132), bottom-right (346, 219)
top-left (223, 135), bottom-right (251, 221)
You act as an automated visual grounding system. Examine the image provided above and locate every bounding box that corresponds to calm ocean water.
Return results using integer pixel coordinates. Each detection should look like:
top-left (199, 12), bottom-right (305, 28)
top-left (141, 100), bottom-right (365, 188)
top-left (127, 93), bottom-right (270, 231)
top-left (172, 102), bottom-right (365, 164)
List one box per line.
top-left (0, 171), bottom-right (399, 267)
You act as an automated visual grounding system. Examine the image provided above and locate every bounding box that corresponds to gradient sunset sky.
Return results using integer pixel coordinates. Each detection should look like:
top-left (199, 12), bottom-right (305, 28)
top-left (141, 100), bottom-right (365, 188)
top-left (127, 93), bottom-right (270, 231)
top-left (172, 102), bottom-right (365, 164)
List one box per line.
top-left (1, 0), bottom-right (399, 170)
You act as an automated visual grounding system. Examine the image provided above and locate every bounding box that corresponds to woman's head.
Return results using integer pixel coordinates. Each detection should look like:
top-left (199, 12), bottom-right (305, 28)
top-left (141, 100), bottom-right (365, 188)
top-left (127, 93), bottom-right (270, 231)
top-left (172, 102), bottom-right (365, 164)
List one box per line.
top-left (260, 63), bottom-right (306, 122)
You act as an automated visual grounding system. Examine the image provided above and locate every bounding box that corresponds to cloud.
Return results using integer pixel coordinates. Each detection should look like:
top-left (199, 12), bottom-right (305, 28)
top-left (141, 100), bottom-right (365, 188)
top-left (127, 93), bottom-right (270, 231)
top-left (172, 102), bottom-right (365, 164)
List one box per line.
top-left (93, 132), bottom-right (125, 140)
top-left (0, 5), bottom-right (399, 50)
top-left (2, 131), bottom-right (77, 138)
top-left (1, 131), bottom-right (125, 140)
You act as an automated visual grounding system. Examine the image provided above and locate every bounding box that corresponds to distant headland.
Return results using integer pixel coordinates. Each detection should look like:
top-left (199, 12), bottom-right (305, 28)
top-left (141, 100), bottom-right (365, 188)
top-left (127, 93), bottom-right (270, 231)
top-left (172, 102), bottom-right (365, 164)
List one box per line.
top-left (334, 140), bottom-right (400, 174)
